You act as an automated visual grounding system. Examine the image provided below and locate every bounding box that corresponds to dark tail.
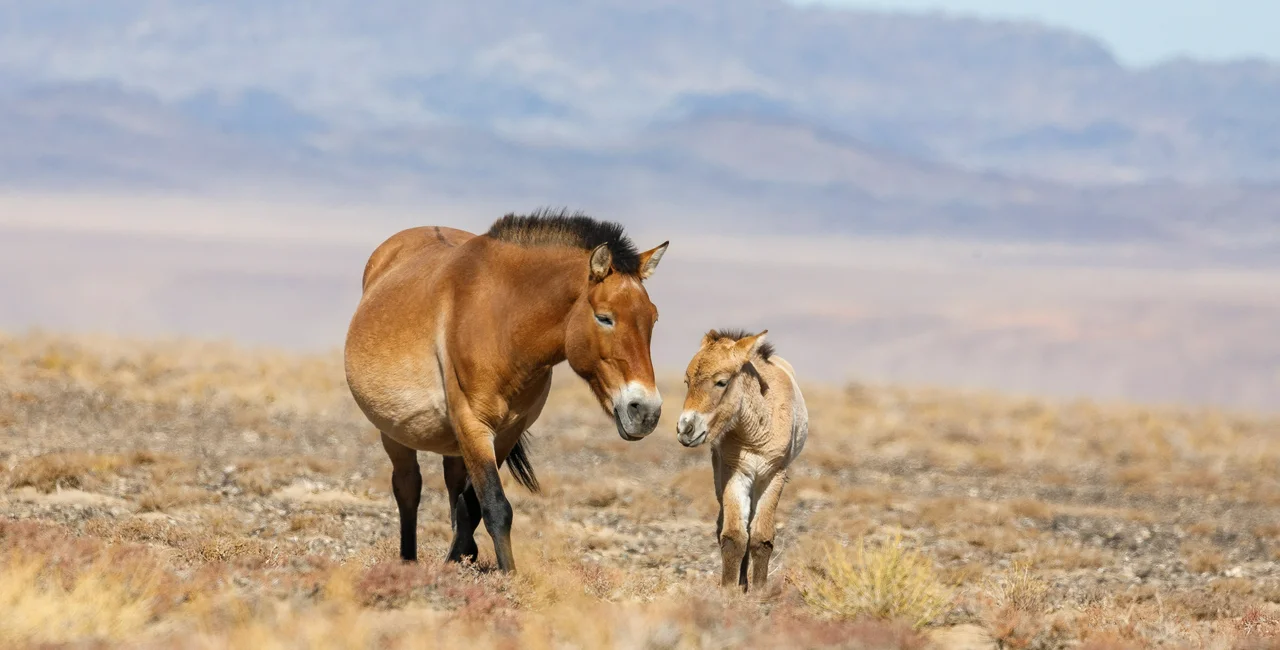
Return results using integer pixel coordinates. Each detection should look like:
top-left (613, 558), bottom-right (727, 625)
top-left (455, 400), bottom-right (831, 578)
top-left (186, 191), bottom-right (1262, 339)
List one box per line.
top-left (505, 432), bottom-right (541, 494)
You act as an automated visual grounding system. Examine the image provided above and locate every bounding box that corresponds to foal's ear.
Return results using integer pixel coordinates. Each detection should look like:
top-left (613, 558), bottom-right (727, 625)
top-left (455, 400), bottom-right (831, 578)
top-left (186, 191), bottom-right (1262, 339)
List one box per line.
top-left (735, 330), bottom-right (769, 358)
top-left (636, 241), bottom-right (669, 280)
top-left (589, 243), bottom-right (612, 282)
top-left (700, 329), bottom-right (719, 348)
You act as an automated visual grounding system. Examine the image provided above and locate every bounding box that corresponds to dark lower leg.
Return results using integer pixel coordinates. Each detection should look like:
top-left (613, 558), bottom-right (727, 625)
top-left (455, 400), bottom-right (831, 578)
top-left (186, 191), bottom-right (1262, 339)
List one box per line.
top-left (443, 457), bottom-right (481, 563)
top-left (392, 467), bottom-right (422, 561)
top-left (382, 433), bottom-right (422, 562)
top-left (475, 464), bottom-right (516, 572)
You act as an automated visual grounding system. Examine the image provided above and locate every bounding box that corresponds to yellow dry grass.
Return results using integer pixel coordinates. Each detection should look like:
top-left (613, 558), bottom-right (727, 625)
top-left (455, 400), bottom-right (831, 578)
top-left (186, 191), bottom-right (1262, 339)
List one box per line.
top-left (7, 451), bottom-right (129, 492)
top-left (797, 535), bottom-right (954, 630)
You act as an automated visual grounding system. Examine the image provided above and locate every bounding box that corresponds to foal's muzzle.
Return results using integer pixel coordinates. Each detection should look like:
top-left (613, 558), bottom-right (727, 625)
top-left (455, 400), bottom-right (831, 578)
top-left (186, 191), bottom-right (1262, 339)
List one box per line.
top-left (612, 382), bottom-right (662, 441)
top-left (676, 411), bottom-right (709, 447)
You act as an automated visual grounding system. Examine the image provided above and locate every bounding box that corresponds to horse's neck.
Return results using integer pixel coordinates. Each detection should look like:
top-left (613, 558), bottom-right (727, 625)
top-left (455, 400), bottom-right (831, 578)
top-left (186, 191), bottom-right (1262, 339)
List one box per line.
top-left (488, 248), bottom-right (585, 375)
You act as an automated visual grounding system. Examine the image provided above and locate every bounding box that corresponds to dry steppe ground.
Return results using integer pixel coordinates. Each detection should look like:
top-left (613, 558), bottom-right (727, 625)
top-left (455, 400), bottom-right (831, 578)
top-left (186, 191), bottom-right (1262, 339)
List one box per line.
top-left (2, 331), bottom-right (1279, 649)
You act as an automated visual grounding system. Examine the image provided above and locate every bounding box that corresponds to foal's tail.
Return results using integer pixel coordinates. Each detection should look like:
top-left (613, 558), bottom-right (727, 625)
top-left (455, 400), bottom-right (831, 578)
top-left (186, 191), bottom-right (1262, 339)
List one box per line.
top-left (505, 432), bottom-right (541, 494)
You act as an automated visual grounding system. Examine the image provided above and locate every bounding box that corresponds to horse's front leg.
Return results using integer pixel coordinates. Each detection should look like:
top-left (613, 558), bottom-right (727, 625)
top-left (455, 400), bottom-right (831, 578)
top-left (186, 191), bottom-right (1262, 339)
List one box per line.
top-left (451, 422), bottom-right (516, 573)
top-left (712, 446), bottom-right (726, 540)
top-left (749, 470), bottom-right (786, 590)
top-left (719, 471), bottom-right (752, 590)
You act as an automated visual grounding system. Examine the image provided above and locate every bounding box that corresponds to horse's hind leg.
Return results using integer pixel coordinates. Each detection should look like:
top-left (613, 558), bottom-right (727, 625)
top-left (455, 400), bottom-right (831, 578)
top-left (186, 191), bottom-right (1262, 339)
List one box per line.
top-left (381, 432), bottom-right (422, 562)
top-left (443, 456), bottom-right (481, 563)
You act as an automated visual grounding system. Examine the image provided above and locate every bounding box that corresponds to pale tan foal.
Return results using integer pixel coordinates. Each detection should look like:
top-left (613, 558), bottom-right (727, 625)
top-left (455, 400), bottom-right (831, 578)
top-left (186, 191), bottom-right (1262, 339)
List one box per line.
top-left (676, 329), bottom-right (808, 591)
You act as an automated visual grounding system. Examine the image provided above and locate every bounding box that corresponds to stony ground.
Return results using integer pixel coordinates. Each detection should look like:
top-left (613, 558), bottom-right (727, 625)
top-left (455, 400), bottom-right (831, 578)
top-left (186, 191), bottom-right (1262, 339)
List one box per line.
top-left (2, 331), bottom-right (1279, 648)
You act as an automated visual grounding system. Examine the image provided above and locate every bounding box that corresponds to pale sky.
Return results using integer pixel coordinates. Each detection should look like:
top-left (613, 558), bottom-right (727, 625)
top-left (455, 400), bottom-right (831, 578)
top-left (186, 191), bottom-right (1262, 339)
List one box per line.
top-left (790, 0), bottom-right (1279, 66)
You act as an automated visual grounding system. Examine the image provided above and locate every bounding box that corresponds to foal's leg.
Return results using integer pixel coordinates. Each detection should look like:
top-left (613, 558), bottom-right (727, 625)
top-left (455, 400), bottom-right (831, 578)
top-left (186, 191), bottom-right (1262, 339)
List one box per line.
top-left (712, 447), bottom-right (726, 540)
top-left (719, 471), bottom-right (752, 590)
top-left (749, 470), bottom-right (787, 589)
top-left (381, 433), bottom-right (422, 562)
top-left (443, 456), bottom-right (481, 563)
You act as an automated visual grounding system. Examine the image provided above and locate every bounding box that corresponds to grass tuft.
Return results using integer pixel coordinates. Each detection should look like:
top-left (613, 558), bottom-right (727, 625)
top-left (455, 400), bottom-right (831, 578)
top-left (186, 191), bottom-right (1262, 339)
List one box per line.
top-left (797, 535), bottom-right (954, 629)
top-left (8, 452), bottom-right (127, 492)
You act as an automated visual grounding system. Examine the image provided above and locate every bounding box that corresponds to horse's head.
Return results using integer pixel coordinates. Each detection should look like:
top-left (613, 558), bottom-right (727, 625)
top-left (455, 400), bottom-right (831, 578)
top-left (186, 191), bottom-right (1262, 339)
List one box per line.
top-left (566, 241), bottom-right (668, 441)
top-left (676, 329), bottom-right (770, 448)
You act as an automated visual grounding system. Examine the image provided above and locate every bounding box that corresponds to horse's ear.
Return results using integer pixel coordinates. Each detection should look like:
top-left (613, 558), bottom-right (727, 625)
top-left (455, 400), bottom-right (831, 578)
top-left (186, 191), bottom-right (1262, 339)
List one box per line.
top-left (589, 243), bottom-right (612, 282)
top-left (636, 241), bottom-right (669, 280)
top-left (700, 329), bottom-right (719, 348)
top-left (735, 330), bottom-right (768, 358)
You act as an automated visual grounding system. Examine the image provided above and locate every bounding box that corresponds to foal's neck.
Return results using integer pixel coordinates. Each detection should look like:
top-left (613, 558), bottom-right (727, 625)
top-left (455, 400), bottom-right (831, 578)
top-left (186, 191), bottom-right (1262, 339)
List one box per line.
top-left (729, 370), bottom-right (774, 446)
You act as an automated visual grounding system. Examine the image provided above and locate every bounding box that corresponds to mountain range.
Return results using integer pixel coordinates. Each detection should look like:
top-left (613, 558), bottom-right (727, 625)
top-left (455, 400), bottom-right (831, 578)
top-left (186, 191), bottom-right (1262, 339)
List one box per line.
top-left (2, 0), bottom-right (1279, 245)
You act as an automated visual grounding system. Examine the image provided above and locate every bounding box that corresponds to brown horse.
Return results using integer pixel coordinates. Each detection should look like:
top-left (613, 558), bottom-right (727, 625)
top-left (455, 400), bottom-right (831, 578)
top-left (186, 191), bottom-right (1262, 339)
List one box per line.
top-left (344, 210), bottom-right (668, 572)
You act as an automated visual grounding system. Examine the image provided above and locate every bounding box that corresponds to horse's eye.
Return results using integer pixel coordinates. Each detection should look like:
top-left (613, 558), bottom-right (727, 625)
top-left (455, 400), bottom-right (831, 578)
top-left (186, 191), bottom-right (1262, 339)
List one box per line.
top-left (595, 314), bottom-right (614, 327)
top-left (715, 379), bottom-right (728, 388)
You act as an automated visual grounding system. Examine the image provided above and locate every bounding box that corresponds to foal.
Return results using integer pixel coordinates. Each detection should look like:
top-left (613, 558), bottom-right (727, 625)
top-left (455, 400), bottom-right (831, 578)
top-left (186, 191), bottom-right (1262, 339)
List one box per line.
top-left (676, 329), bottom-right (808, 590)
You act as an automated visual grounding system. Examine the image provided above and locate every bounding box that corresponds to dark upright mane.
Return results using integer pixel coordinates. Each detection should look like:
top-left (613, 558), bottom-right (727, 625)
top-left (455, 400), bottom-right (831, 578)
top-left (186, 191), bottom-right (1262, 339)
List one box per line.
top-left (486, 208), bottom-right (641, 275)
top-left (707, 329), bottom-right (775, 361)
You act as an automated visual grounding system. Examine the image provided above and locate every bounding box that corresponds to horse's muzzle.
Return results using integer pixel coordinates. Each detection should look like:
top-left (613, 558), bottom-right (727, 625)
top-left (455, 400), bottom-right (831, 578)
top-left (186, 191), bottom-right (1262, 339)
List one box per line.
top-left (613, 383), bottom-right (662, 441)
top-left (676, 411), bottom-right (709, 447)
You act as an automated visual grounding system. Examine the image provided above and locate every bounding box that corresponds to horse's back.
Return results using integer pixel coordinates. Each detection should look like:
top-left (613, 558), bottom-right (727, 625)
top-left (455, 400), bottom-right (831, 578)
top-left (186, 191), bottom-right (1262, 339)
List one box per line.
top-left (361, 226), bottom-right (475, 292)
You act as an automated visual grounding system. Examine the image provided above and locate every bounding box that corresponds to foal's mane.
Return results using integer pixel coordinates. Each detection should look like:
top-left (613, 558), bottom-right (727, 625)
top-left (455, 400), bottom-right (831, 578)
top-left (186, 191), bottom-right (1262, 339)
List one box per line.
top-left (486, 208), bottom-right (641, 275)
top-left (706, 329), bottom-right (775, 361)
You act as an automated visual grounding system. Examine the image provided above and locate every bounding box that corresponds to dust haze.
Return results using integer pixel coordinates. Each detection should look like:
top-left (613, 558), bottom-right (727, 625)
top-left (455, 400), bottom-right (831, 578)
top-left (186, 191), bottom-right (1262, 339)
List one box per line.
top-left (3, 193), bottom-right (1275, 411)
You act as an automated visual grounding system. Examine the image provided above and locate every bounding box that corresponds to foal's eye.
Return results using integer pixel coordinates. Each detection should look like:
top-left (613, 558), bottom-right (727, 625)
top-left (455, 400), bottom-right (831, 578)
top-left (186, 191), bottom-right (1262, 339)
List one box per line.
top-left (595, 314), bottom-right (614, 327)
top-left (714, 379), bottom-right (728, 388)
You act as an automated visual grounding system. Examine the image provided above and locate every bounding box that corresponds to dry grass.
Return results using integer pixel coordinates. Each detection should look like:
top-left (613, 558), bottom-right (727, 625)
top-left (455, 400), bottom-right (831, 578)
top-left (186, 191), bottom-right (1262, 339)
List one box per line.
top-left (137, 485), bottom-right (216, 511)
top-left (986, 561), bottom-right (1050, 615)
top-left (797, 535), bottom-right (954, 629)
top-left (1027, 542), bottom-right (1109, 570)
top-left (1184, 542), bottom-right (1227, 575)
top-left (1, 331), bottom-right (1279, 648)
top-left (7, 451), bottom-right (129, 492)
top-left (0, 554), bottom-right (164, 644)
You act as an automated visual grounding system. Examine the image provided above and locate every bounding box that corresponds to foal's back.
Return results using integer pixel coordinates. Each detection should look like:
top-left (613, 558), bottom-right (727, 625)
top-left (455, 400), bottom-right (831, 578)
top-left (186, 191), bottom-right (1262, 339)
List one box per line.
top-left (760, 354), bottom-right (808, 465)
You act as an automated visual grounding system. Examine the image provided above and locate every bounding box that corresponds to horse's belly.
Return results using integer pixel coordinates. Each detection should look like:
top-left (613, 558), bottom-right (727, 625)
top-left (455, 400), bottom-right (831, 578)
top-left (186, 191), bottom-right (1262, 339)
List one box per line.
top-left (352, 373), bottom-right (458, 455)
top-left (387, 386), bottom-right (459, 455)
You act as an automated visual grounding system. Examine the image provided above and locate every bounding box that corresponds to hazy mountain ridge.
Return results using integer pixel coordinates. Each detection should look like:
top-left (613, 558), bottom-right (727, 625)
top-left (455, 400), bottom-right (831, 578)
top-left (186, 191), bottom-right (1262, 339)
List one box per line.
top-left (1, 0), bottom-right (1279, 243)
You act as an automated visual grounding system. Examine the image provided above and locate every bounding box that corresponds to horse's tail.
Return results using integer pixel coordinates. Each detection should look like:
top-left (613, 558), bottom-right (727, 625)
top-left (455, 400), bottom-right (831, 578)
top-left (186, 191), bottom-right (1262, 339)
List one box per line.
top-left (506, 431), bottom-right (541, 494)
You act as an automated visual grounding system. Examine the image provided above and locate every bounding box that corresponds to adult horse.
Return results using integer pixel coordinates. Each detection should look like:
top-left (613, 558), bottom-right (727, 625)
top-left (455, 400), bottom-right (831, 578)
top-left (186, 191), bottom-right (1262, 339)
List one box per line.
top-left (344, 209), bottom-right (668, 572)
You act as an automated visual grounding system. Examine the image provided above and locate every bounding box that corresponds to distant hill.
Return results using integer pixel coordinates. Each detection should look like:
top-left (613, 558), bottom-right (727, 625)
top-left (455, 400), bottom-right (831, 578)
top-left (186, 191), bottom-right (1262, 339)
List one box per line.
top-left (1, 0), bottom-right (1278, 245)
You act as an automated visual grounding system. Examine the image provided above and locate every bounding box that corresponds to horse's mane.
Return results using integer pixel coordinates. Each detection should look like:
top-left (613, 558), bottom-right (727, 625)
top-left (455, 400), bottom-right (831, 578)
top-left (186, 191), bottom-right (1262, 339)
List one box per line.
top-left (706, 329), bottom-right (775, 361)
top-left (486, 208), bottom-right (641, 275)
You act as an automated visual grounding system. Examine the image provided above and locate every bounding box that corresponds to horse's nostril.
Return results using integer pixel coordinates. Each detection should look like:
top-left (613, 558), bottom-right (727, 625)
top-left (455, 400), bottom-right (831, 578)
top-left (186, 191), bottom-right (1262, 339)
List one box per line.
top-left (628, 401), bottom-right (641, 414)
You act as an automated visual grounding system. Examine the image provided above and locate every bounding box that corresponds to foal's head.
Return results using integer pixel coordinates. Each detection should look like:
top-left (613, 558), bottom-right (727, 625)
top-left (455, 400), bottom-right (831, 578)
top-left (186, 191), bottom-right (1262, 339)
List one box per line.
top-left (676, 329), bottom-right (772, 448)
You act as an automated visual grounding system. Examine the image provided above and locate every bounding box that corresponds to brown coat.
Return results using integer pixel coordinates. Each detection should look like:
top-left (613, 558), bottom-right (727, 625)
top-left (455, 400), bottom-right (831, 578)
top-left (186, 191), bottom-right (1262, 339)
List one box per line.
top-left (345, 211), bottom-right (668, 571)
